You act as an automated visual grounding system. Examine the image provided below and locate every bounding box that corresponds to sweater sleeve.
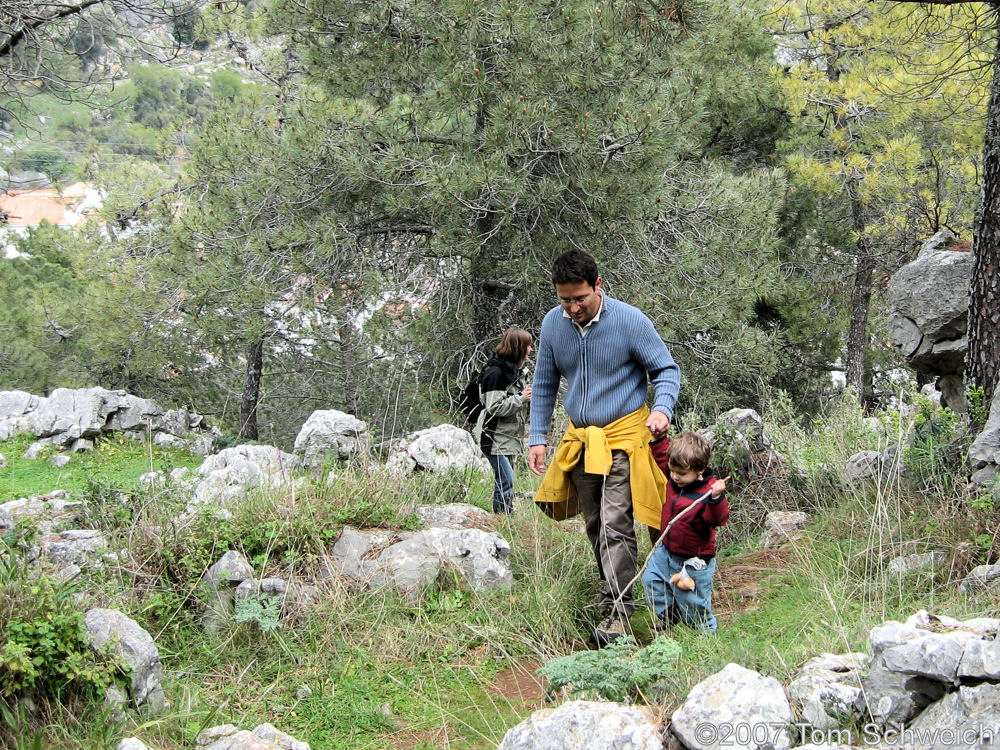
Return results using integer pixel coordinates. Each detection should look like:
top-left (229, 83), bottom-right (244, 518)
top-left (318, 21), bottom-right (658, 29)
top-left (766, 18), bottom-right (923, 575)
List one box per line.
top-left (529, 312), bottom-right (560, 446)
top-left (631, 313), bottom-right (680, 419)
top-left (704, 496), bottom-right (730, 527)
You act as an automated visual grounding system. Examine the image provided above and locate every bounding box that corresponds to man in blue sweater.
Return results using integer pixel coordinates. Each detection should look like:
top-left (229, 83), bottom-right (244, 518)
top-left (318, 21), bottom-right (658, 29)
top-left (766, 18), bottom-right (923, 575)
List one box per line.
top-left (529, 249), bottom-right (681, 646)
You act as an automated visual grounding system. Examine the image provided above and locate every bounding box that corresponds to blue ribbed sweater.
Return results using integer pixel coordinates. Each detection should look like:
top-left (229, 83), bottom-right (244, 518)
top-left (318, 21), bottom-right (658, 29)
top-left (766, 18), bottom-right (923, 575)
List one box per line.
top-left (529, 294), bottom-right (681, 446)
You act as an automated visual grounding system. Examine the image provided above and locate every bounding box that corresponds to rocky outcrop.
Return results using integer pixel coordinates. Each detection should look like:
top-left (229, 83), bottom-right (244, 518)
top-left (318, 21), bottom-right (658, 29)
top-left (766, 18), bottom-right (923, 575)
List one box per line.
top-left (0, 388), bottom-right (218, 453)
top-left (968, 383), bottom-right (1000, 488)
top-left (887, 230), bottom-right (972, 383)
top-left (857, 610), bottom-right (1000, 727)
top-left (384, 424), bottom-right (491, 476)
top-left (187, 444), bottom-right (301, 514)
top-left (293, 409), bottom-right (369, 467)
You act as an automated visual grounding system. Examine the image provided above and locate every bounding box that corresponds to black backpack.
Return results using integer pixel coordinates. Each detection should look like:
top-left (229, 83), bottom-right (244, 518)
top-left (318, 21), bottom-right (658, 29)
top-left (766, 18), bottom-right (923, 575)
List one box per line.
top-left (457, 367), bottom-right (485, 425)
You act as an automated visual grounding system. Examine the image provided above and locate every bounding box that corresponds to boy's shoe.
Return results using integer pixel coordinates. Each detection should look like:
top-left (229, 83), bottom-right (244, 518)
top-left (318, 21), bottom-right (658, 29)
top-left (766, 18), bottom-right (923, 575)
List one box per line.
top-left (592, 615), bottom-right (628, 648)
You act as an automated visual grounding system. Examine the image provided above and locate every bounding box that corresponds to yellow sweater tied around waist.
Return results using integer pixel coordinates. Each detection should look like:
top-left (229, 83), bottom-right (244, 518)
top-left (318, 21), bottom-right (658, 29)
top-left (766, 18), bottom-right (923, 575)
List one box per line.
top-left (534, 405), bottom-right (666, 527)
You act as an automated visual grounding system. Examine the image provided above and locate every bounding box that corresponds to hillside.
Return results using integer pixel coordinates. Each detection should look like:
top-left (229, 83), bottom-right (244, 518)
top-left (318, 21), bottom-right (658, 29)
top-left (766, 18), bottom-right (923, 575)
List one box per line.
top-left (2, 386), bottom-right (999, 748)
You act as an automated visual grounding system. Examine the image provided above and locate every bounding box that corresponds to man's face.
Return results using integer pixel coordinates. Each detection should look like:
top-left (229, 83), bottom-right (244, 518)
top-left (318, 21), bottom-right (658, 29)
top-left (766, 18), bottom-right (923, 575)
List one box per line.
top-left (556, 278), bottom-right (603, 325)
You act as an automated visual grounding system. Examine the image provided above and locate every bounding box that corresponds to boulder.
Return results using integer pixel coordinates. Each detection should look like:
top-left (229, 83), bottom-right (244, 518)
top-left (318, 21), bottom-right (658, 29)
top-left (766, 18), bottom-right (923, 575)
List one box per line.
top-left (887, 230), bottom-right (972, 376)
top-left (326, 525), bottom-right (512, 596)
top-left (497, 700), bottom-right (662, 750)
top-left (671, 663), bottom-right (794, 750)
top-left (857, 620), bottom-right (947, 725)
top-left (886, 551), bottom-right (948, 577)
top-left (958, 562), bottom-right (1000, 594)
top-left (881, 630), bottom-right (980, 685)
top-left (969, 383), bottom-right (1000, 486)
top-left (906, 684), bottom-right (1000, 750)
top-left (384, 424), bottom-right (491, 476)
top-left (787, 653), bottom-right (867, 731)
top-left (0, 390), bottom-right (37, 440)
top-left (760, 511), bottom-right (809, 549)
top-left (196, 722), bottom-right (309, 750)
top-left (202, 551), bottom-right (255, 633)
top-left (293, 409), bottom-right (369, 465)
top-left (844, 450), bottom-right (884, 482)
top-left (83, 608), bottom-right (166, 714)
top-left (415, 503), bottom-right (492, 530)
top-left (189, 445), bottom-right (300, 510)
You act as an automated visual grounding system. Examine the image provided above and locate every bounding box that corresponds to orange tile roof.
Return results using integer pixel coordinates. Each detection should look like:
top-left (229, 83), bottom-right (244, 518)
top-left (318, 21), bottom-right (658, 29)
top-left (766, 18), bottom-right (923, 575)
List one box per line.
top-left (0, 186), bottom-right (92, 228)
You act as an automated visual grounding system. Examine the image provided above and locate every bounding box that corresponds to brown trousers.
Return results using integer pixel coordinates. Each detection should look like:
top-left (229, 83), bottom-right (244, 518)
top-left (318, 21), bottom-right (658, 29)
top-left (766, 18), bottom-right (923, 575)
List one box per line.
top-left (572, 448), bottom-right (655, 618)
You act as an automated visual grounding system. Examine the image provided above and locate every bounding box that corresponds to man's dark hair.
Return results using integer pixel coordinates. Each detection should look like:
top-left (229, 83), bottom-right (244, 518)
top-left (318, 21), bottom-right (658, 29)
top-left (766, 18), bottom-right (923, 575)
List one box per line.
top-left (551, 250), bottom-right (599, 288)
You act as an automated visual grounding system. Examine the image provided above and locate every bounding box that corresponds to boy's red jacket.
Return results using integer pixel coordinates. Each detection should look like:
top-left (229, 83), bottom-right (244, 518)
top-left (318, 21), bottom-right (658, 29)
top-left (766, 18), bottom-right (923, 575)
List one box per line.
top-left (650, 437), bottom-right (730, 559)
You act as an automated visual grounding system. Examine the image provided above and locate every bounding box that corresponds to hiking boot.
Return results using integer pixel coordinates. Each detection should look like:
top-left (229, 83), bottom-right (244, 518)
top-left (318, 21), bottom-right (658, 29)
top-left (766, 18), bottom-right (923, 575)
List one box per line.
top-left (592, 615), bottom-right (628, 648)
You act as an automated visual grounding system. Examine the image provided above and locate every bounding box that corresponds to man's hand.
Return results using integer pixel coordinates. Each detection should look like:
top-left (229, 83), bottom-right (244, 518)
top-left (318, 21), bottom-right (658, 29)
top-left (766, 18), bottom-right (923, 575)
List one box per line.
top-left (645, 410), bottom-right (671, 439)
top-left (528, 444), bottom-right (548, 475)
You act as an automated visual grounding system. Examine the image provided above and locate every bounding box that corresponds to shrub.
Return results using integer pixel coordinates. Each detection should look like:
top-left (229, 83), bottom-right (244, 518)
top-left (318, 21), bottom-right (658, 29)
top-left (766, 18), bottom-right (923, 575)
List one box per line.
top-left (537, 636), bottom-right (682, 702)
top-left (0, 548), bottom-right (122, 703)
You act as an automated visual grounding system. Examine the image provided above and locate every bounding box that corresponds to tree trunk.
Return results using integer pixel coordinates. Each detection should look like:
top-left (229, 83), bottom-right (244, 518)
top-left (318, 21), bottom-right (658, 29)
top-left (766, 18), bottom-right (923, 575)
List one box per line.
top-left (844, 180), bottom-right (874, 399)
top-left (968, 13), bottom-right (1000, 406)
top-left (240, 337), bottom-right (263, 440)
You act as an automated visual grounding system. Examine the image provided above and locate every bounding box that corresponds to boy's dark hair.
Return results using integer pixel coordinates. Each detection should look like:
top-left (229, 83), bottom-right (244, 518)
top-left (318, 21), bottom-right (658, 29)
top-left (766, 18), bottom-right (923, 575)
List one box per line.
top-left (552, 250), bottom-right (599, 288)
top-left (667, 432), bottom-right (711, 473)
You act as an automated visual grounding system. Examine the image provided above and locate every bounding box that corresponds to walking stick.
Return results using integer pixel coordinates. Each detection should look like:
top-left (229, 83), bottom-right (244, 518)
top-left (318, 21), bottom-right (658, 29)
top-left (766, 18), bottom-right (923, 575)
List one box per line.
top-left (610, 477), bottom-right (730, 613)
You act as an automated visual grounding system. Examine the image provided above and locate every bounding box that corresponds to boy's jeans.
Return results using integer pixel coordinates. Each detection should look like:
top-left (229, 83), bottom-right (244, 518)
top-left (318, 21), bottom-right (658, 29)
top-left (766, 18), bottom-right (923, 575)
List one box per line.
top-left (642, 546), bottom-right (718, 633)
top-left (486, 454), bottom-right (515, 514)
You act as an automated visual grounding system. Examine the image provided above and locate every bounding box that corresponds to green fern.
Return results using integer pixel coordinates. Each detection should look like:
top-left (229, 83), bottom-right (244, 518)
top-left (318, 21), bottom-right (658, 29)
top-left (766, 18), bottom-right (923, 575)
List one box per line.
top-left (537, 636), bottom-right (682, 702)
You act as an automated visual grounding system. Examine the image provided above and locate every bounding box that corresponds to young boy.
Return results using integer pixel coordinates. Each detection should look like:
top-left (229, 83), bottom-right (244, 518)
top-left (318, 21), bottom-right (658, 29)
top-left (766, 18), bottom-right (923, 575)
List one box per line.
top-left (643, 432), bottom-right (729, 633)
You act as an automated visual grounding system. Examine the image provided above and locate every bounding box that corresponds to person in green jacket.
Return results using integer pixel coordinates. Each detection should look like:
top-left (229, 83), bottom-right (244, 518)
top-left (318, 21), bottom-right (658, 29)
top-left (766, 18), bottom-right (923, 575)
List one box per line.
top-left (474, 327), bottom-right (533, 514)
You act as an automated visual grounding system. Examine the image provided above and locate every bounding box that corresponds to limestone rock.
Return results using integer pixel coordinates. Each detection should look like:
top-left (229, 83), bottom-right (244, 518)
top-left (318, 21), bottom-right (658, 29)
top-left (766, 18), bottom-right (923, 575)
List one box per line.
top-left (293, 409), bottom-right (369, 465)
top-left (83, 608), bottom-right (166, 714)
top-left (788, 653), bottom-right (867, 731)
top-left (886, 551), bottom-right (948, 577)
top-left (384, 424), bottom-right (491, 476)
top-left (326, 525), bottom-right (512, 596)
top-left (415, 503), bottom-right (492, 530)
top-left (886, 230), bottom-right (972, 376)
top-left (196, 722), bottom-right (309, 750)
top-left (497, 700), bottom-right (661, 750)
top-left (671, 663), bottom-right (794, 750)
top-left (760, 511), bottom-right (809, 549)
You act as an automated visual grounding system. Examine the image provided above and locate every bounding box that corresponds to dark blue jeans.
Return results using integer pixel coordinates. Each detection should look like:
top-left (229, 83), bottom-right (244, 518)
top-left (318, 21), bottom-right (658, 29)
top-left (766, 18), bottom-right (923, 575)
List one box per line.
top-left (486, 454), bottom-right (515, 514)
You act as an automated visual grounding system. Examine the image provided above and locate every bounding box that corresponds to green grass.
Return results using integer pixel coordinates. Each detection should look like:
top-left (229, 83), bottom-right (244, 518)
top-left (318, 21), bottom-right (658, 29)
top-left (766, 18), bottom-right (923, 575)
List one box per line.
top-left (0, 433), bottom-right (204, 501)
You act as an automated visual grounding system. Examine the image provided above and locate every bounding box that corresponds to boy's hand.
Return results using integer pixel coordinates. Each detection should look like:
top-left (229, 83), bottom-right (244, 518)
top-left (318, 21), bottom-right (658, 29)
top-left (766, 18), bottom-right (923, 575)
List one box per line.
top-left (711, 477), bottom-right (728, 499)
